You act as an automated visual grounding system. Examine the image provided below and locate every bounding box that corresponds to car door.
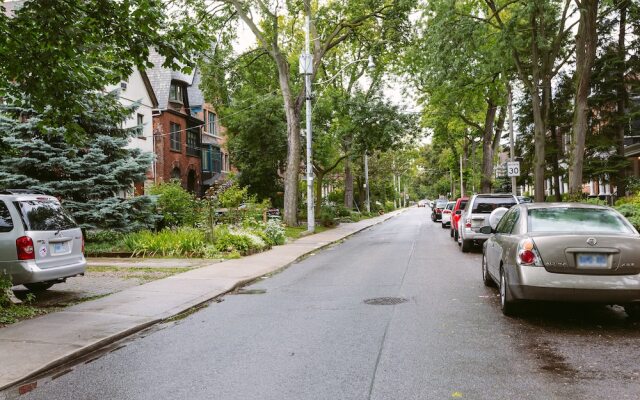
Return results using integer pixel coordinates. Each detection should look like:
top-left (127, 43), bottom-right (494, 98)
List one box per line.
top-left (489, 208), bottom-right (519, 280)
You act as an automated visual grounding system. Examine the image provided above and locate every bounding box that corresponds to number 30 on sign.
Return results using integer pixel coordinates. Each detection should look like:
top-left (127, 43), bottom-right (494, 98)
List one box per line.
top-left (507, 161), bottom-right (520, 177)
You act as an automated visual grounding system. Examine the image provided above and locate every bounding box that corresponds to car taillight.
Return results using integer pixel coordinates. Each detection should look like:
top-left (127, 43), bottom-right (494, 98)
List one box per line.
top-left (443, 210), bottom-right (451, 214)
top-left (517, 239), bottom-right (543, 267)
top-left (16, 236), bottom-right (35, 260)
top-left (81, 236), bottom-right (85, 254)
top-left (465, 218), bottom-right (471, 228)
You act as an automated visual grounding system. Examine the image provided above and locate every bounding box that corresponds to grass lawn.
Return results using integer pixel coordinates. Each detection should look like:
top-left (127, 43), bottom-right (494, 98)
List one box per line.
top-left (284, 225), bottom-right (332, 240)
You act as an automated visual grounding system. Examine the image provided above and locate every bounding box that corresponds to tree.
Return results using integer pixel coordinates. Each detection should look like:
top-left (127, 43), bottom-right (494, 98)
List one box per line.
top-left (485, 0), bottom-right (577, 201)
top-left (568, 0), bottom-right (599, 196)
top-left (406, 0), bottom-right (511, 194)
top-left (200, 0), bottom-right (413, 226)
top-left (0, 92), bottom-right (157, 231)
top-left (0, 0), bottom-right (208, 137)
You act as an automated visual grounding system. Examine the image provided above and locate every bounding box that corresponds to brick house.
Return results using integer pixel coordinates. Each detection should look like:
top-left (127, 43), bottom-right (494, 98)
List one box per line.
top-left (188, 70), bottom-right (232, 194)
top-left (146, 50), bottom-right (204, 194)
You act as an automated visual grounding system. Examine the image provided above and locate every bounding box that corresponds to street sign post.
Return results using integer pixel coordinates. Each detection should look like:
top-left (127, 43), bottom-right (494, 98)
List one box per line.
top-left (507, 161), bottom-right (520, 177)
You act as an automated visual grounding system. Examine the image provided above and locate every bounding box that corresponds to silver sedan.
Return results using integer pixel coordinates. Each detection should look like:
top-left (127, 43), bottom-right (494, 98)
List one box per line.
top-left (481, 203), bottom-right (640, 317)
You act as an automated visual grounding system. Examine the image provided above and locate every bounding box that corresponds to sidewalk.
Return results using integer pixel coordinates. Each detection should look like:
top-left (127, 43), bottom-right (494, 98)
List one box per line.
top-left (0, 209), bottom-right (406, 392)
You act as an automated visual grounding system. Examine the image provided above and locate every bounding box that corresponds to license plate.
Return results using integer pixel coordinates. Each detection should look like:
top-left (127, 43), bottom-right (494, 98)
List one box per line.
top-left (577, 254), bottom-right (608, 268)
top-left (52, 242), bottom-right (69, 254)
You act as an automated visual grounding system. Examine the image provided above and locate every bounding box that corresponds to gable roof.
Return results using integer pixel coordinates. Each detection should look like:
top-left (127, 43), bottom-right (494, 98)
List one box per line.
top-left (146, 48), bottom-right (202, 109)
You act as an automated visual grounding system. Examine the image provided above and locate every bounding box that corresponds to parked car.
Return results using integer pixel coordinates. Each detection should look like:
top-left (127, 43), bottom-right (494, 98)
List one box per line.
top-left (517, 196), bottom-right (533, 203)
top-left (450, 197), bottom-right (469, 241)
top-left (418, 200), bottom-right (427, 208)
top-left (459, 193), bottom-right (518, 252)
top-left (431, 199), bottom-right (449, 222)
top-left (481, 203), bottom-right (640, 318)
top-left (0, 190), bottom-right (86, 291)
top-left (441, 201), bottom-right (455, 228)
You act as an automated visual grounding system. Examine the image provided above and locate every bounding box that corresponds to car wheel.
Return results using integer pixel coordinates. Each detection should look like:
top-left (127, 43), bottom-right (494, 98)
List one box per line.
top-left (624, 304), bottom-right (640, 320)
top-left (461, 239), bottom-right (472, 253)
top-left (482, 253), bottom-right (494, 287)
top-left (499, 268), bottom-right (518, 316)
top-left (454, 230), bottom-right (458, 242)
top-left (431, 214), bottom-right (436, 222)
top-left (450, 228), bottom-right (454, 238)
top-left (24, 282), bottom-right (55, 292)
top-left (441, 222), bottom-right (446, 229)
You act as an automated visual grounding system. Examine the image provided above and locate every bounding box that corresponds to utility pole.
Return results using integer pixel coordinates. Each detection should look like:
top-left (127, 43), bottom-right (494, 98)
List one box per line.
top-left (300, 15), bottom-right (314, 232)
top-left (364, 152), bottom-right (370, 212)
top-left (508, 86), bottom-right (516, 196)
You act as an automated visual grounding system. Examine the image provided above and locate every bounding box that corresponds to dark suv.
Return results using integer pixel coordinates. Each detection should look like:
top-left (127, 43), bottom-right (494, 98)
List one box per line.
top-left (431, 199), bottom-right (449, 222)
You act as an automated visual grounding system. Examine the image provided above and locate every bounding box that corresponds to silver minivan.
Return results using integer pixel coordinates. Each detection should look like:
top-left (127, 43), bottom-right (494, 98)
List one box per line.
top-left (0, 190), bottom-right (86, 291)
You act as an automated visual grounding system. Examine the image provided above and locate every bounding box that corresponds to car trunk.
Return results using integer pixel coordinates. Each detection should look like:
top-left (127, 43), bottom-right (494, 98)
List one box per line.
top-left (530, 233), bottom-right (640, 275)
top-left (29, 229), bottom-right (83, 269)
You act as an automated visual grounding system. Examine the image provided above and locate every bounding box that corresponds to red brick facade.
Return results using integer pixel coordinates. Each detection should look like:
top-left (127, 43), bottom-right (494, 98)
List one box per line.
top-left (153, 109), bottom-right (203, 193)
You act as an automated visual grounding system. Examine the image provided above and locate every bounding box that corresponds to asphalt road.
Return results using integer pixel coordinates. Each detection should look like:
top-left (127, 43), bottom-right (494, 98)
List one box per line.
top-left (24, 208), bottom-right (640, 399)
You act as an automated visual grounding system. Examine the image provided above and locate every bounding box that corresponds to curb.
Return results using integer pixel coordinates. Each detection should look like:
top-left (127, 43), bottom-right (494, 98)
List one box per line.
top-left (0, 208), bottom-right (408, 396)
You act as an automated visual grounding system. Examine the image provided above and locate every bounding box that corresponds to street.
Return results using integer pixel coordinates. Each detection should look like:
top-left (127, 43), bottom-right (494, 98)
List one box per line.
top-left (23, 208), bottom-right (640, 400)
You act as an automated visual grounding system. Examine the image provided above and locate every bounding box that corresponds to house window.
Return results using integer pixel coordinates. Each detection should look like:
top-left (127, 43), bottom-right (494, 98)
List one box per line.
top-left (212, 146), bottom-right (222, 173)
top-left (207, 112), bottom-right (216, 135)
top-left (202, 146), bottom-right (212, 172)
top-left (136, 113), bottom-right (144, 137)
top-left (169, 83), bottom-right (183, 103)
top-left (186, 128), bottom-right (200, 157)
top-left (170, 123), bottom-right (181, 151)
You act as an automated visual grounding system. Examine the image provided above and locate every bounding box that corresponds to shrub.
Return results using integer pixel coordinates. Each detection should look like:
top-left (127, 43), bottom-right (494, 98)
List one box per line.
top-left (384, 201), bottom-right (395, 212)
top-left (335, 205), bottom-right (351, 218)
top-left (213, 227), bottom-right (267, 255)
top-left (84, 230), bottom-right (124, 243)
top-left (263, 220), bottom-right (286, 245)
top-left (149, 181), bottom-right (198, 228)
top-left (123, 228), bottom-right (207, 257)
top-left (616, 203), bottom-right (640, 230)
top-left (319, 205), bottom-right (337, 227)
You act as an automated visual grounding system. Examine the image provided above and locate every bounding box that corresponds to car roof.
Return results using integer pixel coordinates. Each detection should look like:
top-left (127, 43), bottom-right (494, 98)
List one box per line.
top-left (520, 202), bottom-right (611, 210)
top-left (0, 193), bottom-right (59, 202)
top-left (474, 193), bottom-right (516, 197)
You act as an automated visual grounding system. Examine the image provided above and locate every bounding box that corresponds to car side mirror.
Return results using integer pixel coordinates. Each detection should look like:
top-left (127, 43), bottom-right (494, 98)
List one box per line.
top-left (479, 226), bottom-right (493, 234)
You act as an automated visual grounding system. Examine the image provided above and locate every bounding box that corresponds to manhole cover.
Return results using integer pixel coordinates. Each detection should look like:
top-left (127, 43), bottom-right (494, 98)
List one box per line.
top-left (364, 297), bottom-right (408, 305)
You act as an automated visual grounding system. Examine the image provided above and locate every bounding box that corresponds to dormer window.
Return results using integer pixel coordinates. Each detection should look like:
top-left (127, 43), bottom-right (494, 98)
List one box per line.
top-left (169, 83), bottom-right (183, 103)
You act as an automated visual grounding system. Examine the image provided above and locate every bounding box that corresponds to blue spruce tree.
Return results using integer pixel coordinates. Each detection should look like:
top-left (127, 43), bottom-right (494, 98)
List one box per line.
top-left (0, 91), bottom-right (158, 231)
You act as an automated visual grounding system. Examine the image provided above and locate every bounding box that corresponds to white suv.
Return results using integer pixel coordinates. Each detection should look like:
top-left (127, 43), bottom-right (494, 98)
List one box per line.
top-left (459, 193), bottom-right (519, 253)
top-left (0, 190), bottom-right (86, 291)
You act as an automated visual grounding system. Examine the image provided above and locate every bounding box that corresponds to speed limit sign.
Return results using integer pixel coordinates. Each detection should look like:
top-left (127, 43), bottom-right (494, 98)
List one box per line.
top-left (507, 161), bottom-right (520, 177)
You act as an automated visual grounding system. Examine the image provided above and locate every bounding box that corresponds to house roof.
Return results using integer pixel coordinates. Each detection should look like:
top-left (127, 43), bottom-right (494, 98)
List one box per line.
top-left (187, 68), bottom-right (205, 108)
top-left (146, 48), bottom-right (202, 109)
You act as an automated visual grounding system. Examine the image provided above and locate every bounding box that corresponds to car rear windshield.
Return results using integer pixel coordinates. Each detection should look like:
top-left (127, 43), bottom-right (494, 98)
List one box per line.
top-left (471, 197), bottom-right (517, 213)
top-left (436, 201), bottom-right (448, 208)
top-left (528, 208), bottom-right (634, 234)
top-left (457, 200), bottom-right (468, 210)
top-left (446, 203), bottom-right (455, 210)
top-left (14, 200), bottom-right (78, 231)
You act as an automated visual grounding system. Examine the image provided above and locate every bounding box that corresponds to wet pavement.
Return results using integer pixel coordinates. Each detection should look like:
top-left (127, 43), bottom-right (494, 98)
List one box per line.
top-left (19, 208), bottom-right (640, 399)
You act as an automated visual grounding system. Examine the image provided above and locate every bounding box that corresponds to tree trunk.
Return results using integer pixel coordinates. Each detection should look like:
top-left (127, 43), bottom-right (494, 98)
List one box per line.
top-left (615, 0), bottom-right (628, 197)
top-left (344, 156), bottom-right (354, 208)
top-left (315, 170), bottom-right (324, 216)
top-left (356, 176), bottom-right (365, 209)
top-left (275, 54), bottom-right (302, 227)
top-left (568, 0), bottom-right (599, 196)
top-left (531, 90), bottom-right (547, 202)
top-left (481, 100), bottom-right (498, 193)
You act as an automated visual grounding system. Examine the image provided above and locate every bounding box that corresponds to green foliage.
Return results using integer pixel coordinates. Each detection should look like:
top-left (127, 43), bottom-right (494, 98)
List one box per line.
top-left (149, 181), bottom-right (198, 228)
top-left (319, 205), bottom-right (338, 227)
top-left (384, 201), bottom-right (395, 212)
top-left (0, 274), bottom-right (42, 326)
top-left (0, 0), bottom-right (210, 132)
top-left (261, 220), bottom-right (286, 246)
top-left (123, 228), bottom-right (210, 258)
top-left (218, 182), bottom-right (249, 209)
top-left (213, 226), bottom-right (268, 255)
top-left (616, 204), bottom-right (640, 230)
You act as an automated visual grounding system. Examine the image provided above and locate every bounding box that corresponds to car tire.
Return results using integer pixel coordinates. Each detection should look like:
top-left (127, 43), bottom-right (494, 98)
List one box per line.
top-left (461, 239), bottom-right (472, 253)
top-left (454, 230), bottom-right (458, 242)
top-left (24, 282), bottom-right (55, 292)
top-left (441, 222), bottom-right (446, 229)
top-left (499, 268), bottom-right (518, 316)
top-left (431, 214), bottom-right (436, 222)
top-left (624, 304), bottom-right (640, 320)
top-left (450, 229), bottom-right (454, 238)
top-left (482, 254), bottom-right (494, 287)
